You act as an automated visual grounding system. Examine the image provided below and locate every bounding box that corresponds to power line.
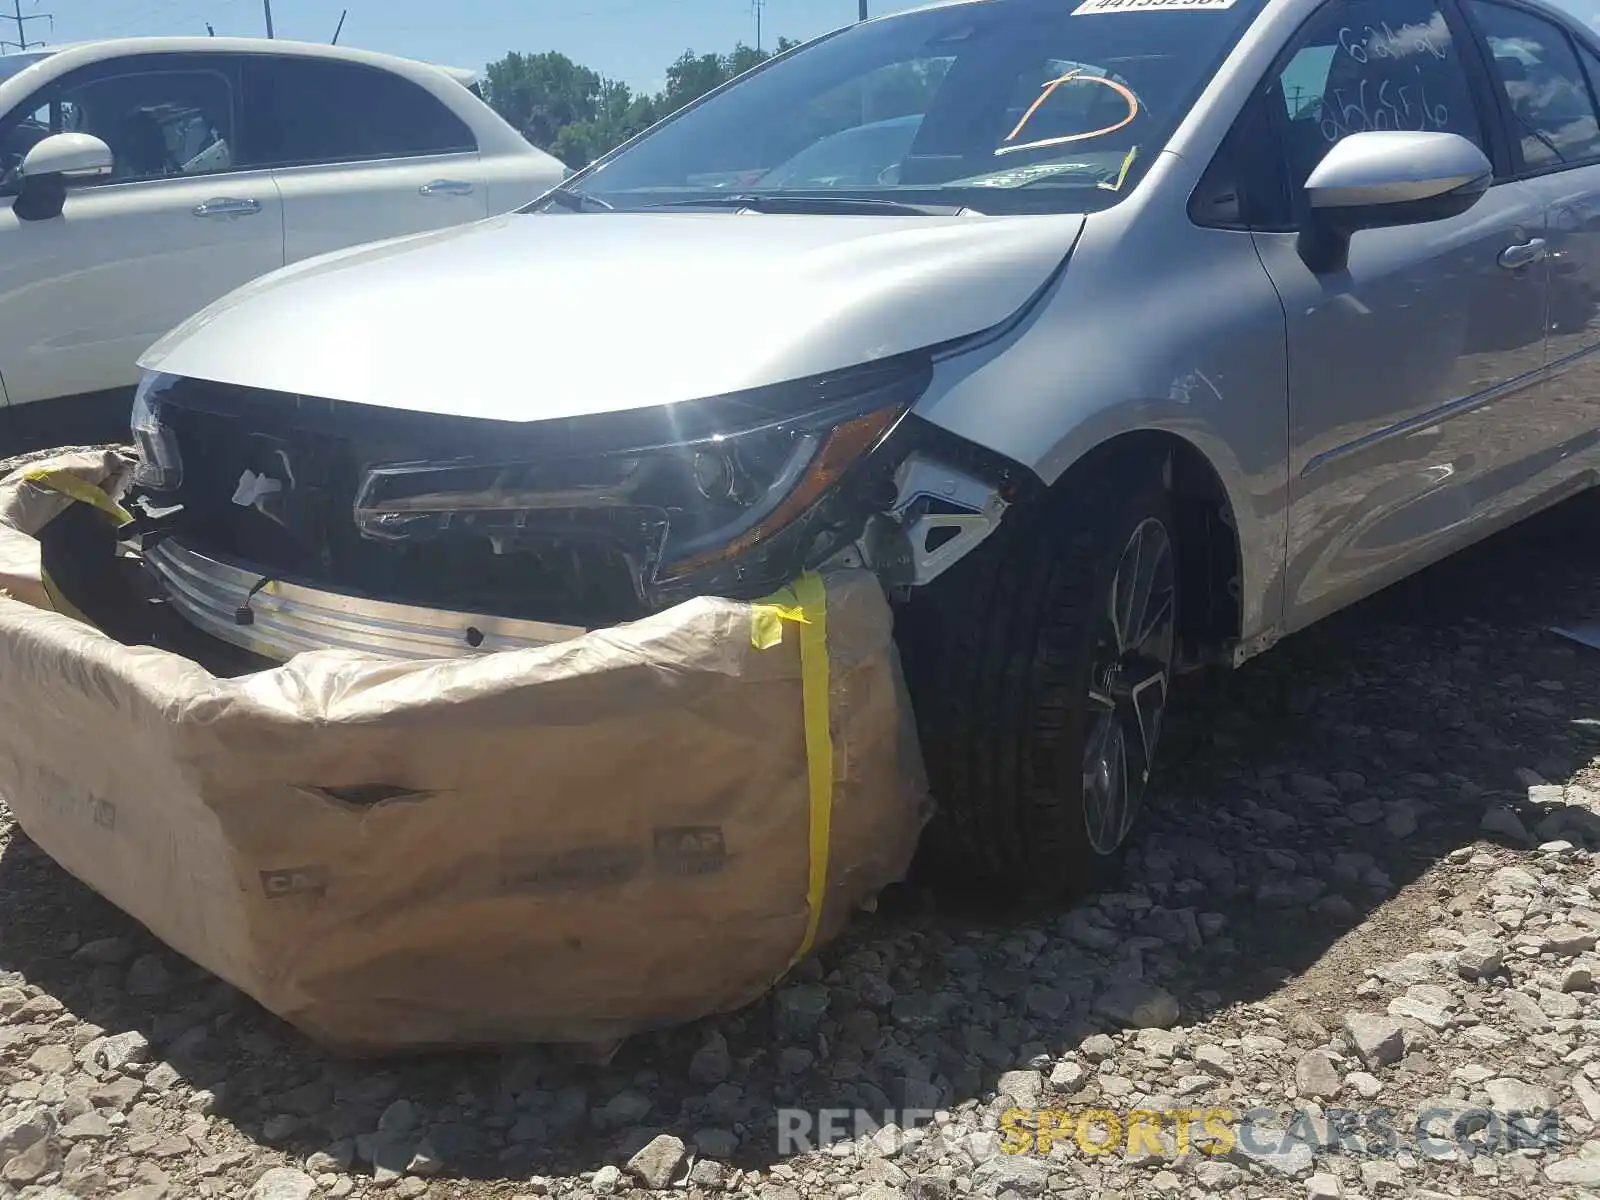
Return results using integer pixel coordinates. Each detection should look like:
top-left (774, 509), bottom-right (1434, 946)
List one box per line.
top-left (43, 0), bottom-right (242, 40)
top-left (2, 0), bottom-right (53, 52)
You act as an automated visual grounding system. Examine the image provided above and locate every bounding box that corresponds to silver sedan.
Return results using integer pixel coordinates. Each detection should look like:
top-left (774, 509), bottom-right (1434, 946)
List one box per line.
top-left (131, 0), bottom-right (1600, 901)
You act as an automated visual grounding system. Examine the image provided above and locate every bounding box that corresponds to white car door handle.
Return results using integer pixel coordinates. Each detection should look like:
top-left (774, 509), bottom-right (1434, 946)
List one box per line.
top-left (1498, 238), bottom-right (1547, 270)
top-left (419, 179), bottom-right (475, 197)
top-left (192, 198), bottom-right (263, 218)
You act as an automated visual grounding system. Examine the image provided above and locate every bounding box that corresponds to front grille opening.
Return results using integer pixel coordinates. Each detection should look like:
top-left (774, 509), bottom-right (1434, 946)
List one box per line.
top-left (42, 503), bottom-right (274, 678)
top-left (146, 391), bottom-right (655, 629)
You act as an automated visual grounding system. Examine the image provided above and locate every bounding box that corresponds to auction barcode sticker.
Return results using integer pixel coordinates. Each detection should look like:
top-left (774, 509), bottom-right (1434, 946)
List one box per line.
top-left (1073, 0), bottom-right (1237, 12)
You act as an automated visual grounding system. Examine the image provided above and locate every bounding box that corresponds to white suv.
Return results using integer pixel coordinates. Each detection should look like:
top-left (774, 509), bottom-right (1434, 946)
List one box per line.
top-left (0, 37), bottom-right (565, 449)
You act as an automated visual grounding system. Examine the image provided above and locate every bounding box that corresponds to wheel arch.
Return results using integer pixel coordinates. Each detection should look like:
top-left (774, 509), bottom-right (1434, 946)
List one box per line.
top-left (1047, 428), bottom-right (1245, 667)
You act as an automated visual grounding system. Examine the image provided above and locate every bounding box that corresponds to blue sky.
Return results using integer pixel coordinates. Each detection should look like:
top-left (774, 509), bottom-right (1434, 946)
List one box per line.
top-left (23, 0), bottom-right (923, 93)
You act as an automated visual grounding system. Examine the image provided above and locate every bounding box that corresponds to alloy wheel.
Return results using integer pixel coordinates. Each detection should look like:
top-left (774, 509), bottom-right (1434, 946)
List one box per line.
top-left (1082, 516), bottom-right (1176, 856)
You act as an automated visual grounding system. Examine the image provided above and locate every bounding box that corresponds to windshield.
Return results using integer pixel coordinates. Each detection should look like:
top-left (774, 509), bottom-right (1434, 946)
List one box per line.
top-left (555, 0), bottom-right (1264, 215)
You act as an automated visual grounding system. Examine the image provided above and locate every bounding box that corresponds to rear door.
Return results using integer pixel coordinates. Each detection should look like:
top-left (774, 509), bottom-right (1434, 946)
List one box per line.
top-left (1465, 0), bottom-right (1600, 466)
top-left (0, 52), bottom-right (283, 421)
top-left (239, 55), bottom-right (488, 265)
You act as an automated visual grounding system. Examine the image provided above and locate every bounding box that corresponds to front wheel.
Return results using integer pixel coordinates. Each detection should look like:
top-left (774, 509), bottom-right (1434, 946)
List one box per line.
top-left (900, 463), bottom-right (1179, 904)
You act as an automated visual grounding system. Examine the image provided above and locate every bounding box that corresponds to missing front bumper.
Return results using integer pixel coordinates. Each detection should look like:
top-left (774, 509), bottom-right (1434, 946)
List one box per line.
top-left (0, 449), bottom-right (931, 1051)
top-left (145, 538), bottom-right (587, 662)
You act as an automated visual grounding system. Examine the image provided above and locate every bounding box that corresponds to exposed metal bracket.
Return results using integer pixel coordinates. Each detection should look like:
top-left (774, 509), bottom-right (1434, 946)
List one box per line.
top-left (877, 453), bottom-right (1010, 588)
top-left (1230, 626), bottom-right (1281, 667)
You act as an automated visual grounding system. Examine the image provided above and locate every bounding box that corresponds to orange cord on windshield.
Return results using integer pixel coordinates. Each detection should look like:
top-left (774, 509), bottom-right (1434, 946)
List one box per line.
top-left (997, 69), bottom-right (1140, 156)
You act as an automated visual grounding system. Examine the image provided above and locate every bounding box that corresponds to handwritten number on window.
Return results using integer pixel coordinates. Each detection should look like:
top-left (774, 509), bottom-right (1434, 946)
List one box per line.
top-left (1314, 17), bottom-right (1453, 143)
top-left (1339, 27), bottom-right (1371, 63)
top-left (1317, 79), bottom-right (1449, 141)
top-left (1337, 21), bottom-right (1450, 65)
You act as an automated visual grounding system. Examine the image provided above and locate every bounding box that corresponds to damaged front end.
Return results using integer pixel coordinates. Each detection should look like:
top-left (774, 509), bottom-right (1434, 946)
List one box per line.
top-left (125, 354), bottom-right (1027, 662)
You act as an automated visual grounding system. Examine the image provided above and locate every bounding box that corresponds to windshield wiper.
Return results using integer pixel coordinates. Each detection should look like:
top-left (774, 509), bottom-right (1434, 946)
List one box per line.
top-left (536, 186), bottom-right (615, 213)
top-left (640, 193), bottom-right (959, 216)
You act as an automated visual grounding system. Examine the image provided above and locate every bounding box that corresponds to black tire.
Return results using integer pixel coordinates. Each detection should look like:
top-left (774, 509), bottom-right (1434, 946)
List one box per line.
top-left (899, 452), bottom-right (1179, 905)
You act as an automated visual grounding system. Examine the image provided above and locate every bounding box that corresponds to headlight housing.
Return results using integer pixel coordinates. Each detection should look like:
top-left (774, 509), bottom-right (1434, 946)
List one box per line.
top-left (130, 372), bottom-right (183, 491)
top-left (352, 364), bottom-right (920, 590)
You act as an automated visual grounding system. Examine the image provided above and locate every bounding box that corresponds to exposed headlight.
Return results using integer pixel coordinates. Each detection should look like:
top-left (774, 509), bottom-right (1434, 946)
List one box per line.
top-left (352, 378), bottom-right (914, 582)
top-left (130, 372), bottom-right (183, 491)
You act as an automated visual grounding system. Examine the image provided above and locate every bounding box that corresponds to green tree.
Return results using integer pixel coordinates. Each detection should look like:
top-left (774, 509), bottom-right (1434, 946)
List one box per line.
top-left (660, 39), bottom-right (800, 111)
top-left (482, 51), bottom-right (603, 151)
top-left (659, 51), bottom-right (727, 113)
top-left (484, 37), bottom-right (801, 170)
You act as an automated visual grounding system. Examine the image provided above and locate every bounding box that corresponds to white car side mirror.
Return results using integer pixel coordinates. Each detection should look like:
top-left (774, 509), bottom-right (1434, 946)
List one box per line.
top-left (1299, 131), bottom-right (1491, 275)
top-left (20, 132), bottom-right (114, 181)
top-left (1304, 130), bottom-right (1491, 214)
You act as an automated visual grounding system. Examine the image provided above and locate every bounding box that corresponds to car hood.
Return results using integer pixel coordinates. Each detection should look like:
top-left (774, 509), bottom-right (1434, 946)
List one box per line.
top-left (140, 210), bottom-right (1084, 423)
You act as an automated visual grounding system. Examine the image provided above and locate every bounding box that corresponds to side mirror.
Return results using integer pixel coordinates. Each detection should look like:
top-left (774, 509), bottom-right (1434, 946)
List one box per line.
top-left (14, 132), bottom-right (114, 223)
top-left (21, 131), bottom-right (114, 180)
top-left (1298, 131), bottom-right (1492, 274)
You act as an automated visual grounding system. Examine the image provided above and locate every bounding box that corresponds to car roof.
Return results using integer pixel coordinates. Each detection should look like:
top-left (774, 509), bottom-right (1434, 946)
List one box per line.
top-left (0, 37), bottom-right (478, 87)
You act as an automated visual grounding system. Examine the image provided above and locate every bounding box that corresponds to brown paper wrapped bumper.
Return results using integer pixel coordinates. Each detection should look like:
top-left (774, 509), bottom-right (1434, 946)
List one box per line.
top-left (0, 450), bottom-right (929, 1052)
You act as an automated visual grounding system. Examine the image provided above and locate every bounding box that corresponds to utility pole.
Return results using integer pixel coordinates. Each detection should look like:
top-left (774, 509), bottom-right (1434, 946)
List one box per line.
top-left (262, 0), bottom-right (274, 38)
top-left (331, 9), bottom-right (346, 43)
top-left (2, 0), bottom-right (53, 52)
top-left (751, 0), bottom-right (764, 53)
top-left (859, 0), bottom-right (868, 20)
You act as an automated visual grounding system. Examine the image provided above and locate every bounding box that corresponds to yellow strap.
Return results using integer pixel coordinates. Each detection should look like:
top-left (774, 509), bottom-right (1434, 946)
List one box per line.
top-left (749, 597), bottom-right (808, 650)
top-left (751, 571), bottom-right (833, 968)
top-left (1102, 144), bottom-right (1138, 192)
top-left (21, 468), bottom-right (133, 527)
top-left (39, 570), bottom-right (93, 626)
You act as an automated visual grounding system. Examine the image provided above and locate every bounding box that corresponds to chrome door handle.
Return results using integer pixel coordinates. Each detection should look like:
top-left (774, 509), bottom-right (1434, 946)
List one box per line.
top-left (192, 197), bottom-right (262, 218)
top-left (419, 179), bottom-right (474, 197)
top-left (1498, 238), bottom-right (1548, 269)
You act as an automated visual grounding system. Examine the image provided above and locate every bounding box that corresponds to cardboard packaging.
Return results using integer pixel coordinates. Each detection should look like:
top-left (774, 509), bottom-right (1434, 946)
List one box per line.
top-left (0, 450), bottom-right (929, 1051)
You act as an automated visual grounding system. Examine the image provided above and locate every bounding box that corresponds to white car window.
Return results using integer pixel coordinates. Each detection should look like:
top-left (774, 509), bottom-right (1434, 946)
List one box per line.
top-left (0, 101), bottom-right (51, 181)
top-left (0, 58), bottom-right (236, 185)
top-left (239, 56), bottom-right (477, 167)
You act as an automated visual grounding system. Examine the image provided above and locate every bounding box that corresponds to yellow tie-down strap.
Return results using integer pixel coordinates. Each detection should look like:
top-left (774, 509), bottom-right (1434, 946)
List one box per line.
top-left (751, 570), bottom-right (833, 970)
top-left (21, 467), bottom-right (134, 528)
top-left (20, 467), bottom-right (133, 624)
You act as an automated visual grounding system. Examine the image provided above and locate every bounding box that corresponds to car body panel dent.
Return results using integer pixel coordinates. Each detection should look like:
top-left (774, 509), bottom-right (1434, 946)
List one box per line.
top-left (913, 154), bottom-right (1290, 647)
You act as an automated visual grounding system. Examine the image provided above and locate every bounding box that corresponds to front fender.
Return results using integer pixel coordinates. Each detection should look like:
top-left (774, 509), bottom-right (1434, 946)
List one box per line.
top-left (910, 201), bottom-right (1288, 648)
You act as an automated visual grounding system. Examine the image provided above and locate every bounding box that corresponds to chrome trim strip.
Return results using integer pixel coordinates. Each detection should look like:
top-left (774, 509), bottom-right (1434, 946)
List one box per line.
top-left (1300, 361), bottom-right (1548, 478)
top-left (145, 539), bottom-right (588, 662)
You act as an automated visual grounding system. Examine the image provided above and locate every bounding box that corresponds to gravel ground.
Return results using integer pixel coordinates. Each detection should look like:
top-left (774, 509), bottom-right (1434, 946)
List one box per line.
top-left (2, 463), bottom-right (1600, 1199)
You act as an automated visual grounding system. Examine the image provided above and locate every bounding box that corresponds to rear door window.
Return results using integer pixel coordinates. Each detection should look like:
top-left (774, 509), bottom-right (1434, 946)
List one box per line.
top-left (1468, 0), bottom-right (1600, 170)
top-left (240, 56), bottom-right (477, 168)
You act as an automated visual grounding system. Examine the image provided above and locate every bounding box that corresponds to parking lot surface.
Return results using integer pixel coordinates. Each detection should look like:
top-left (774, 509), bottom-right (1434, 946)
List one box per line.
top-left (0, 454), bottom-right (1598, 1199)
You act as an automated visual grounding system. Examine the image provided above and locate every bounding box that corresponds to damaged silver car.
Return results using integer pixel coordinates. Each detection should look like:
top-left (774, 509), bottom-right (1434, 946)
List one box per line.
top-left (123, 0), bottom-right (1600, 898)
